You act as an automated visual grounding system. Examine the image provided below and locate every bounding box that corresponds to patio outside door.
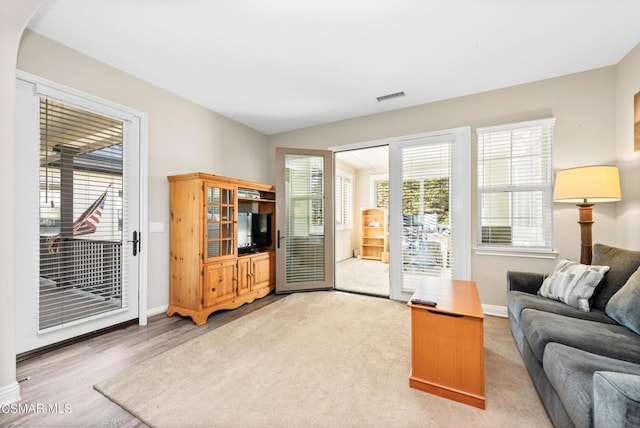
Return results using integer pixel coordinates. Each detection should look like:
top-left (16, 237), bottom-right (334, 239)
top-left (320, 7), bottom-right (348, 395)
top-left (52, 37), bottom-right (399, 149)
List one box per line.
top-left (275, 148), bottom-right (334, 293)
top-left (15, 76), bottom-right (144, 353)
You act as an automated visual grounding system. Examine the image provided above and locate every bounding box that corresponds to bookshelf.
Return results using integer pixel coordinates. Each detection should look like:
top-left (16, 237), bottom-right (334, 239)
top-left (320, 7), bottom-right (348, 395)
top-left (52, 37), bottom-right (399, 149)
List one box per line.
top-left (360, 208), bottom-right (387, 261)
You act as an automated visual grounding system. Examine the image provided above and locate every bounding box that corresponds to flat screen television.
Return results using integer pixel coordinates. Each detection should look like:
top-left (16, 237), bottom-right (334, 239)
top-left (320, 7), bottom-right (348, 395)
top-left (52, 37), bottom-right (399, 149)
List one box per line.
top-left (238, 213), bottom-right (272, 254)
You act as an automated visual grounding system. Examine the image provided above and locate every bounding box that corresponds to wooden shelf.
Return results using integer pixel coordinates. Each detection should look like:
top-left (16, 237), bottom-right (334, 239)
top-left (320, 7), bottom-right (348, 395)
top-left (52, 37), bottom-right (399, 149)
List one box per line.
top-left (238, 197), bottom-right (275, 203)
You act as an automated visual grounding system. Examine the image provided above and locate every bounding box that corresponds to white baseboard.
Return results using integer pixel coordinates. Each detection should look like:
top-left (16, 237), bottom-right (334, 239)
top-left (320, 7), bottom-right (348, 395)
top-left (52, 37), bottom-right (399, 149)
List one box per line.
top-left (146, 304), bottom-right (168, 318)
top-left (482, 304), bottom-right (508, 318)
top-left (0, 381), bottom-right (20, 406)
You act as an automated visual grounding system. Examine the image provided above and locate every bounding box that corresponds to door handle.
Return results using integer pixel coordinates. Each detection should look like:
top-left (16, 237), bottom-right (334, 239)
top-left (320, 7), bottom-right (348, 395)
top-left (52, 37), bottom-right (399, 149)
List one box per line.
top-left (128, 230), bottom-right (141, 256)
top-left (277, 230), bottom-right (286, 249)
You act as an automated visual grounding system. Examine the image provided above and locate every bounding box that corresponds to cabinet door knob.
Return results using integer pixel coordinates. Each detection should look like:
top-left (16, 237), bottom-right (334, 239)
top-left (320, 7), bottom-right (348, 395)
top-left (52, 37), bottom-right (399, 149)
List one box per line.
top-left (211, 287), bottom-right (216, 292)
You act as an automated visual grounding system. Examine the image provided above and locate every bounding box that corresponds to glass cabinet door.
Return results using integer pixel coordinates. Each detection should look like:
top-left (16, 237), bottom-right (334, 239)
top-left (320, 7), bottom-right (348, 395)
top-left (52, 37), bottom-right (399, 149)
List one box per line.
top-left (204, 182), bottom-right (236, 261)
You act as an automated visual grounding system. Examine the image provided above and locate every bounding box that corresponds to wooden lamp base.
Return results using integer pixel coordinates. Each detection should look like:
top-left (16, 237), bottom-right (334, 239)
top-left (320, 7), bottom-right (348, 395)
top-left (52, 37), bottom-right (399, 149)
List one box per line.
top-left (577, 203), bottom-right (594, 265)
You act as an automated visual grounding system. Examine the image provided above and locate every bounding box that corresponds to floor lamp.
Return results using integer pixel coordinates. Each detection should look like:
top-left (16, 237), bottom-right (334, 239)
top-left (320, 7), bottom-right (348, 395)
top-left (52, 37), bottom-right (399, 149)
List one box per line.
top-left (553, 165), bottom-right (621, 265)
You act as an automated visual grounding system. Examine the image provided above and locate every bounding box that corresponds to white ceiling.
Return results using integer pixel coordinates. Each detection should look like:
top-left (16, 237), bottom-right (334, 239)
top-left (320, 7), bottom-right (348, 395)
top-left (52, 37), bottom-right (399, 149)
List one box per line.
top-left (336, 146), bottom-right (388, 171)
top-left (27, 0), bottom-right (640, 135)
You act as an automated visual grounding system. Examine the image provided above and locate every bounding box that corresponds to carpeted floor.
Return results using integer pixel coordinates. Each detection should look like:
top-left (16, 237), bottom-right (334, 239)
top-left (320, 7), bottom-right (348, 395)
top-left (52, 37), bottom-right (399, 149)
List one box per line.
top-left (336, 257), bottom-right (389, 296)
top-left (95, 291), bottom-right (550, 428)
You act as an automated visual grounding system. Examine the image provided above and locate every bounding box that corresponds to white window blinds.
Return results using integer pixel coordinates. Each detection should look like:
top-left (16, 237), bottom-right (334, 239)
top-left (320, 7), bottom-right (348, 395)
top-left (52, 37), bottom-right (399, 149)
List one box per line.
top-left (39, 97), bottom-right (126, 331)
top-left (401, 140), bottom-right (453, 292)
top-left (476, 118), bottom-right (555, 251)
top-left (285, 154), bottom-right (325, 283)
top-left (335, 173), bottom-right (351, 228)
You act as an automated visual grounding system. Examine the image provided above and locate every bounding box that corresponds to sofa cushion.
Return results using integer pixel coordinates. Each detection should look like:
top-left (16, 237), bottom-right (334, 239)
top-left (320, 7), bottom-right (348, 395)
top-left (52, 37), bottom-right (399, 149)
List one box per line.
top-left (591, 244), bottom-right (640, 311)
top-left (508, 290), bottom-right (614, 325)
top-left (543, 343), bottom-right (640, 428)
top-left (538, 259), bottom-right (609, 311)
top-left (594, 371), bottom-right (640, 428)
top-left (520, 309), bottom-right (640, 364)
top-left (606, 267), bottom-right (640, 335)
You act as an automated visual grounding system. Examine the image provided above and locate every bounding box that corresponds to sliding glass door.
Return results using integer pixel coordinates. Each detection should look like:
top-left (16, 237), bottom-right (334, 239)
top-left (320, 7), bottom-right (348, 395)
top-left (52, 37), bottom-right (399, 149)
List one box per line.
top-left (388, 128), bottom-right (471, 301)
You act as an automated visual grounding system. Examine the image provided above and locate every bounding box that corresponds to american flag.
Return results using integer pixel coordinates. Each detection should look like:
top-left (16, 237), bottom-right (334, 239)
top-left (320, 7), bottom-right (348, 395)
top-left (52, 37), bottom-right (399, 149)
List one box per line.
top-left (46, 184), bottom-right (111, 254)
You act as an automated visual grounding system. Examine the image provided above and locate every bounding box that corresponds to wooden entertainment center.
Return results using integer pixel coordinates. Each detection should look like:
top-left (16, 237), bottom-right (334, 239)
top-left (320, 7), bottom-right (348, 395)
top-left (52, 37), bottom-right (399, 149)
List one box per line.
top-left (167, 172), bottom-right (276, 325)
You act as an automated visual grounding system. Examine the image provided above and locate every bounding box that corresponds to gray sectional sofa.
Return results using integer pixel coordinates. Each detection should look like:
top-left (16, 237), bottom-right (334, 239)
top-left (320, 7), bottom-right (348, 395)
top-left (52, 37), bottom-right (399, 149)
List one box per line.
top-left (507, 243), bottom-right (640, 428)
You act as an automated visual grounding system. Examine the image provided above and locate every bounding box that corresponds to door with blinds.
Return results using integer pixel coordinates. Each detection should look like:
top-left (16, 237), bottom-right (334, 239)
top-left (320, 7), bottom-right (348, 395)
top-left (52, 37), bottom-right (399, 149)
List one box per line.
top-left (388, 129), bottom-right (471, 301)
top-left (275, 148), bottom-right (334, 293)
top-left (15, 77), bottom-right (142, 353)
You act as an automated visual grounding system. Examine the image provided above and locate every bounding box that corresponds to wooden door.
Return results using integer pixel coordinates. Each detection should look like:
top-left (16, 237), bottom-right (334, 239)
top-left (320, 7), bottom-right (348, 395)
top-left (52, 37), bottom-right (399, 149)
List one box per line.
top-left (251, 253), bottom-right (272, 291)
top-left (203, 260), bottom-right (236, 307)
top-left (236, 257), bottom-right (251, 296)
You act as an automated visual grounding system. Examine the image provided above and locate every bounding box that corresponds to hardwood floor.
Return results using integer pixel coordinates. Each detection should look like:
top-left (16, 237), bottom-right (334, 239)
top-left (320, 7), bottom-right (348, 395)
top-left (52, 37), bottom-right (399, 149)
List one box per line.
top-left (2, 293), bottom-right (283, 427)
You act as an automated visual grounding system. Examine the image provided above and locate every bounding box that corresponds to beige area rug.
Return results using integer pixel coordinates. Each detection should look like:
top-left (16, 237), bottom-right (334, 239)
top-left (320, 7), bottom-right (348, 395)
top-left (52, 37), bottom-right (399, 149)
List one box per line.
top-left (95, 292), bottom-right (550, 428)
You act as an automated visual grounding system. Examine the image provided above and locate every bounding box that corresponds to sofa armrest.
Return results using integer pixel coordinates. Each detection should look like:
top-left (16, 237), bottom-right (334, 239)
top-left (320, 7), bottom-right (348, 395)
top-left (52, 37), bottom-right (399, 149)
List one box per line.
top-left (506, 271), bottom-right (545, 295)
top-left (594, 371), bottom-right (640, 428)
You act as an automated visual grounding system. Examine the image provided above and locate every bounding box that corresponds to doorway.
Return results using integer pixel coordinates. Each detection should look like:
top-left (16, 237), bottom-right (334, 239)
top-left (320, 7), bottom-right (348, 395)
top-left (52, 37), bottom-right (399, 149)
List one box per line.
top-left (334, 146), bottom-right (390, 297)
top-left (333, 127), bottom-right (471, 301)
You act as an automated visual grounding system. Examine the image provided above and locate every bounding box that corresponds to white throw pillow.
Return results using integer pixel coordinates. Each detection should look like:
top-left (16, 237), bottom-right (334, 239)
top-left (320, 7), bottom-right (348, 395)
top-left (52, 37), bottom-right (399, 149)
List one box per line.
top-left (538, 259), bottom-right (610, 312)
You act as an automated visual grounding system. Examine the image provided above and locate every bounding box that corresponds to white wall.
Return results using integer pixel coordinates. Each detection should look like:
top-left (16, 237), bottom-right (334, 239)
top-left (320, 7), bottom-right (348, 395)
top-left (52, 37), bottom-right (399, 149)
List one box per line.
top-left (615, 43), bottom-right (640, 250)
top-left (0, 0), bottom-right (46, 405)
top-left (16, 30), bottom-right (271, 311)
top-left (268, 65), bottom-right (621, 308)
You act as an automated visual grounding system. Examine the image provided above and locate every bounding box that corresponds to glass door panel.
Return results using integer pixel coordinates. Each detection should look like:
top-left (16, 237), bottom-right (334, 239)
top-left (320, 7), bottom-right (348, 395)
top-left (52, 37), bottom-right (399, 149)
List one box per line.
top-left (205, 182), bottom-right (236, 262)
top-left (388, 128), bottom-right (471, 302)
top-left (399, 141), bottom-right (453, 293)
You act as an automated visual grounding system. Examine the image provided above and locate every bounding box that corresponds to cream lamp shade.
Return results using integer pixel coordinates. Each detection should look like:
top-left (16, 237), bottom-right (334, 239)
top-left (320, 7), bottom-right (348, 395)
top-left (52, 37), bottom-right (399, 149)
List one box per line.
top-left (553, 165), bottom-right (621, 204)
top-left (553, 165), bottom-right (621, 265)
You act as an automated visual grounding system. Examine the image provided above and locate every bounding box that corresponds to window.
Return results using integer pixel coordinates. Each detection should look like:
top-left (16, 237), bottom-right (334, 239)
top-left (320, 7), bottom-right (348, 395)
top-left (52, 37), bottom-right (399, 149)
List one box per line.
top-left (370, 174), bottom-right (389, 208)
top-left (476, 118), bottom-right (555, 252)
top-left (335, 172), bottom-right (352, 229)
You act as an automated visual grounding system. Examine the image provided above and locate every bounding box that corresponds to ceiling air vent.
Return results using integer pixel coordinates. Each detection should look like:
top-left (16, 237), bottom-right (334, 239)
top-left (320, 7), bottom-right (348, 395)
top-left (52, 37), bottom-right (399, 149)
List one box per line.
top-left (376, 91), bottom-right (405, 102)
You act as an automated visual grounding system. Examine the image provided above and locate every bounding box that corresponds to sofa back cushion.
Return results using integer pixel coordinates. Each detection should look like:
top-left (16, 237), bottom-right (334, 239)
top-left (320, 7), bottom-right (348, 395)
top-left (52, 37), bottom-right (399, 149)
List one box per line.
top-left (606, 267), bottom-right (640, 334)
top-left (592, 244), bottom-right (640, 310)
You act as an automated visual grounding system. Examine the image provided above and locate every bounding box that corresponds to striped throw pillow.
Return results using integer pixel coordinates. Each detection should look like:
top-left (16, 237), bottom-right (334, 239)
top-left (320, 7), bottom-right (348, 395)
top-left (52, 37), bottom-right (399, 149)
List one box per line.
top-left (538, 259), bottom-right (610, 312)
